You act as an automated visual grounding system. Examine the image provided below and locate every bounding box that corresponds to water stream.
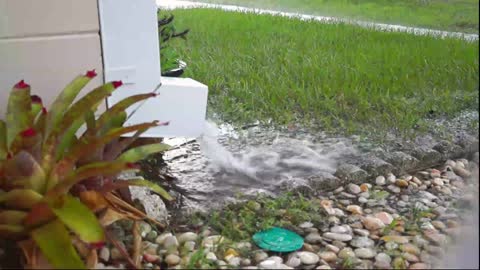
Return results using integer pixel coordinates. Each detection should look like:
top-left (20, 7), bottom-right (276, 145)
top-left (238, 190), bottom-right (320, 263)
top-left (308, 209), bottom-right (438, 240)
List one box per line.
top-left (164, 121), bottom-right (359, 210)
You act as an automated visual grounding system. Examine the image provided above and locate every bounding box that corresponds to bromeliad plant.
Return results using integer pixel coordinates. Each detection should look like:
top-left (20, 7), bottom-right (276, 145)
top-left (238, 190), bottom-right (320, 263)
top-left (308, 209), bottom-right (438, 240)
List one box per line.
top-left (0, 71), bottom-right (172, 269)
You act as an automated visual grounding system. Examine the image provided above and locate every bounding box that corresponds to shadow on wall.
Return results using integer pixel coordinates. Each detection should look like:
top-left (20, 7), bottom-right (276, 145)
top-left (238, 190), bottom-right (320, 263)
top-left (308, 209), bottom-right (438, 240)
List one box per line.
top-left (439, 169), bottom-right (479, 269)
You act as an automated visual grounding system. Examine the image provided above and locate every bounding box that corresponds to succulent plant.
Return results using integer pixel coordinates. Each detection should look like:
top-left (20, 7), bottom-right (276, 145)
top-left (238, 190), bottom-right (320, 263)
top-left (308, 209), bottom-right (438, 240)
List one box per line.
top-left (0, 71), bottom-right (172, 269)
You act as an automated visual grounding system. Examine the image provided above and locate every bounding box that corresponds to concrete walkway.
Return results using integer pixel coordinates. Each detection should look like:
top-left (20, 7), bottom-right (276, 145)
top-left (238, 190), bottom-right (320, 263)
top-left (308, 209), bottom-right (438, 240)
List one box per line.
top-left (156, 0), bottom-right (478, 42)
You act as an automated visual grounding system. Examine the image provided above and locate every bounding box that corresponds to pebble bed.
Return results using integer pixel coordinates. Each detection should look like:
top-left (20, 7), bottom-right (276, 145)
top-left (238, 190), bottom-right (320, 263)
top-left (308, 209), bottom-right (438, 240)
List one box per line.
top-left (97, 153), bottom-right (479, 269)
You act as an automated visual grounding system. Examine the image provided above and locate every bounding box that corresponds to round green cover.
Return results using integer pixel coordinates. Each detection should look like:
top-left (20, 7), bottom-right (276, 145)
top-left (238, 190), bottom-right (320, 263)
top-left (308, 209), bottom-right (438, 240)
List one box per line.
top-left (252, 227), bottom-right (304, 252)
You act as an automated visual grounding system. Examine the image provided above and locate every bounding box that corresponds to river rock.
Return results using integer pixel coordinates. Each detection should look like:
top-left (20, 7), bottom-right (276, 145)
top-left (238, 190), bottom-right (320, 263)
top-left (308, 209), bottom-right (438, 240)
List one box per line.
top-left (424, 232), bottom-right (448, 246)
top-left (165, 254), bottom-right (181, 266)
top-left (254, 251), bottom-right (269, 263)
top-left (374, 211), bottom-right (394, 225)
top-left (354, 248), bottom-right (376, 259)
top-left (300, 222), bottom-right (314, 229)
top-left (392, 257), bottom-right (406, 269)
top-left (206, 252), bottom-right (217, 261)
top-left (308, 172), bottom-right (342, 190)
top-left (323, 232), bottom-right (352, 242)
top-left (318, 251), bottom-right (337, 262)
top-left (297, 251), bottom-right (320, 265)
top-left (396, 179), bottom-right (409, 188)
top-left (431, 220), bottom-right (446, 230)
top-left (128, 183), bottom-right (169, 223)
top-left (305, 232), bottom-right (323, 244)
top-left (375, 252), bottom-right (392, 265)
top-left (400, 244), bottom-right (421, 255)
top-left (381, 235), bottom-right (409, 244)
top-left (330, 225), bottom-right (351, 234)
top-left (155, 232), bottom-right (172, 245)
top-left (241, 258), bottom-right (252, 266)
top-left (387, 185), bottom-right (401, 194)
top-left (346, 205), bottom-right (363, 215)
top-left (325, 244), bottom-right (340, 253)
top-left (353, 229), bottom-right (370, 237)
top-left (384, 151), bottom-right (419, 173)
top-left (267, 256), bottom-right (283, 265)
top-left (409, 147), bottom-right (442, 167)
top-left (227, 257), bottom-right (241, 267)
top-left (286, 254), bottom-right (302, 268)
top-left (350, 236), bottom-right (374, 248)
top-left (362, 216), bottom-right (385, 230)
top-left (347, 184), bottom-right (362, 194)
top-left (453, 165), bottom-right (471, 178)
top-left (358, 155), bottom-right (394, 177)
top-left (202, 235), bottom-right (224, 248)
top-left (163, 236), bottom-right (179, 250)
top-left (402, 252), bottom-right (419, 262)
top-left (375, 176), bottom-right (386, 186)
top-left (338, 248), bottom-right (355, 259)
top-left (433, 140), bottom-right (463, 159)
top-left (99, 247), bottom-right (110, 262)
top-left (258, 260), bottom-right (278, 269)
top-left (178, 232), bottom-right (198, 244)
top-left (334, 164), bottom-right (368, 184)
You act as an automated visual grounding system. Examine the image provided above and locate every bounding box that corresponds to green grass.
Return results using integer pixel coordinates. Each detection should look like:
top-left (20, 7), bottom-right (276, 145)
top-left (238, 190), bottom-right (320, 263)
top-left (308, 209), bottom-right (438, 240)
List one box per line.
top-left (189, 0), bottom-right (479, 33)
top-left (187, 192), bottom-right (326, 241)
top-left (169, 9), bottom-right (479, 137)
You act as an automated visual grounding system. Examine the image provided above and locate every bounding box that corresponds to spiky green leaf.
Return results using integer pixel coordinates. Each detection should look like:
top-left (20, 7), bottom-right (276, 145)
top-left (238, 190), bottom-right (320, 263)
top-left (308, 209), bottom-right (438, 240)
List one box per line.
top-left (99, 111), bottom-right (127, 136)
top-left (116, 143), bottom-right (170, 163)
top-left (55, 118), bottom-right (84, 160)
top-left (0, 189), bottom-right (43, 210)
top-left (42, 82), bottom-right (116, 172)
top-left (123, 179), bottom-right (173, 201)
top-left (0, 210), bottom-right (28, 225)
top-left (51, 122), bottom-right (159, 181)
top-left (7, 84), bottom-right (31, 147)
top-left (47, 161), bottom-right (135, 197)
top-left (46, 74), bottom-right (93, 136)
top-left (6, 151), bottom-right (46, 193)
top-left (31, 220), bottom-right (86, 269)
top-left (48, 194), bottom-right (104, 243)
top-left (96, 93), bottom-right (155, 129)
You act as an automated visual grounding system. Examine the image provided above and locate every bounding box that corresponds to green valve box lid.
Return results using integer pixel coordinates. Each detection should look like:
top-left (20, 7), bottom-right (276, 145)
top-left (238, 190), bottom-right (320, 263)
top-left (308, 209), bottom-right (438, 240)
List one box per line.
top-left (252, 227), bottom-right (304, 252)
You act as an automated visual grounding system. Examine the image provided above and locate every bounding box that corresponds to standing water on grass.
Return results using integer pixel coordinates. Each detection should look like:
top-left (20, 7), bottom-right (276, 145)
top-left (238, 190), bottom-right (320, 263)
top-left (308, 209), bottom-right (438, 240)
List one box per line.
top-left (164, 121), bottom-right (359, 210)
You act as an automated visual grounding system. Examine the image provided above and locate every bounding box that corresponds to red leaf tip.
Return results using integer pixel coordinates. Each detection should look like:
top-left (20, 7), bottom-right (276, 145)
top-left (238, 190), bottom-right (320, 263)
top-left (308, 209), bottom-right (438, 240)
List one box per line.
top-left (15, 80), bottom-right (30, 89)
top-left (112, 81), bottom-right (123, 89)
top-left (6, 153), bottom-right (13, 160)
top-left (20, 128), bottom-right (36, 138)
top-left (85, 69), bottom-right (97, 78)
top-left (126, 163), bottom-right (139, 169)
top-left (31, 95), bottom-right (42, 104)
top-left (42, 107), bottom-right (48, 114)
top-left (88, 241), bottom-right (105, 249)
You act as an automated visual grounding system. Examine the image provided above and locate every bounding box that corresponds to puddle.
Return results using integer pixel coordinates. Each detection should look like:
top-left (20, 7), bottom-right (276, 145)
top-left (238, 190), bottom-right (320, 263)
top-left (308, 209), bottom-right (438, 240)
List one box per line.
top-left (164, 121), bottom-right (359, 211)
top-left (161, 110), bottom-right (478, 212)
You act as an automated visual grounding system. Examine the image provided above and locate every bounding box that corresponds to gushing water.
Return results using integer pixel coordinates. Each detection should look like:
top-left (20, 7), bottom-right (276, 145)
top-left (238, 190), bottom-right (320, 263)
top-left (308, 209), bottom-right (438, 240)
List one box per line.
top-left (165, 121), bottom-right (358, 209)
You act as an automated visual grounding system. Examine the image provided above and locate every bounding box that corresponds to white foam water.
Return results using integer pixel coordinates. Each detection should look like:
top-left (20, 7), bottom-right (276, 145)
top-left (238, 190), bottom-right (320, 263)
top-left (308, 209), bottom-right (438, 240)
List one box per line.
top-left (196, 121), bottom-right (358, 185)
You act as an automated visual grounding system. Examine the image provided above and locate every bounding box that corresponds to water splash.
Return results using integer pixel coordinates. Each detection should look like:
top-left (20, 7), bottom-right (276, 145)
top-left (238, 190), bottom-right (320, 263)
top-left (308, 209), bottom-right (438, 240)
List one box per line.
top-left (166, 120), bottom-right (358, 209)
top-left (198, 121), bottom-right (358, 182)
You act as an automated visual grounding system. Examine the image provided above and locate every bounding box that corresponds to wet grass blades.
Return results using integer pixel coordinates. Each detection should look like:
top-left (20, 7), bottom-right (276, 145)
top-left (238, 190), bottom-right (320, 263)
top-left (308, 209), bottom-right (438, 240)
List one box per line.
top-left (189, 0), bottom-right (479, 33)
top-left (190, 192), bottom-right (327, 242)
top-left (170, 9), bottom-right (479, 138)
